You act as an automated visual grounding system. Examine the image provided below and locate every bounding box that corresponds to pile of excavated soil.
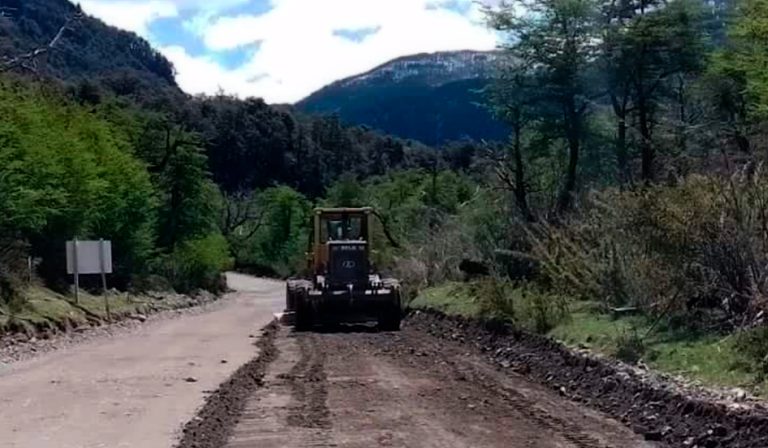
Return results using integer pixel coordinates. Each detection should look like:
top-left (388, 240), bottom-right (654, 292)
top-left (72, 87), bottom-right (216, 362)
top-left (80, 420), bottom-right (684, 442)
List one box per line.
top-left (406, 311), bottom-right (768, 448)
top-left (176, 321), bottom-right (279, 448)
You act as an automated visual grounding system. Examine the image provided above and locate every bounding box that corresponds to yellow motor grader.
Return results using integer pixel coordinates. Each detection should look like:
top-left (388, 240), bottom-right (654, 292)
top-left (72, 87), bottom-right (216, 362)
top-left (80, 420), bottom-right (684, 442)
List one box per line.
top-left (285, 207), bottom-right (402, 331)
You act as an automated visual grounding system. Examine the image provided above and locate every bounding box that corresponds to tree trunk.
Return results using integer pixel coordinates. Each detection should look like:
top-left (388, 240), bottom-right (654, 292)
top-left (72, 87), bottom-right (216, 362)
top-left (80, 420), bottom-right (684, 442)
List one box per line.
top-left (617, 116), bottom-right (629, 184)
top-left (677, 75), bottom-right (688, 154)
top-left (610, 91), bottom-right (631, 185)
top-left (638, 97), bottom-right (654, 182)
top-left (558, 104), bottom-right (580, 214)
top-left (511, 121), bottom-right (535, 222)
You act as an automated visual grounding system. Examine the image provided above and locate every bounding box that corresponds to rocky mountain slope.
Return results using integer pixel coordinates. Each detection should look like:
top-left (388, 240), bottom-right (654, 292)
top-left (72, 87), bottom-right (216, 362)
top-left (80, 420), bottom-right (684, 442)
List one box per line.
top-left (296, 50), bottom-right (509, 145)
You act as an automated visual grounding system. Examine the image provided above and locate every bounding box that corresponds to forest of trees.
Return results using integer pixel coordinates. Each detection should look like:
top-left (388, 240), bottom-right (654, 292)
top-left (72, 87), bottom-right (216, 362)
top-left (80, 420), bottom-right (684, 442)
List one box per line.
top-left (0, 0), bottom-right (476, 306)
top-left (394, 0), bottom-right (768, 375)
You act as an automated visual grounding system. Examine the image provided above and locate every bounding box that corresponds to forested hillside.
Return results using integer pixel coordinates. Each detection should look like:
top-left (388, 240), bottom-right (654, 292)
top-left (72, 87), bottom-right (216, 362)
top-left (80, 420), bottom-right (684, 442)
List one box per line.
top-left (297, 51), bottom-right (509, 145)
top-left (0, 0), bottom-right (175, 91)
top-left (388, 0), bottom-right (768, 396)
top-left (0, 0), bottom-right (468, 317)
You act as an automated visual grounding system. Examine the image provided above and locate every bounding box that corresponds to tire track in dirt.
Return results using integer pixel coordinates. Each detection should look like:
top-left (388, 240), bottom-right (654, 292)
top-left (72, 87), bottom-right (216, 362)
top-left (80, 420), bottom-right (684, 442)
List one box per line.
top-left (318, 328), bottom-right (649, 448)
top-left (185, 321), bottom-right (656, 448)
top-left (224, 330), bottom-right (334, 448)
top-left (284, 333), bottom-right (332, 430)
top-left (442, 357), bottom-right (609, 448)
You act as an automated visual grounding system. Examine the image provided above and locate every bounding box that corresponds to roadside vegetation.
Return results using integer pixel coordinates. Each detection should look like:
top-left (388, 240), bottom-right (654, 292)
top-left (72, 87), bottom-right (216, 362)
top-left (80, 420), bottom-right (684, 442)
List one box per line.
top-left (394, 0), bottom-right (768, 397)
top-left (0, 285), bottom-right (207, 336)
top-left (0, 78), bottom-right (232, 329)
top-left (413, 284), bottom-right (768, 396)
top-left (0, 16), bottom-right (472, 334)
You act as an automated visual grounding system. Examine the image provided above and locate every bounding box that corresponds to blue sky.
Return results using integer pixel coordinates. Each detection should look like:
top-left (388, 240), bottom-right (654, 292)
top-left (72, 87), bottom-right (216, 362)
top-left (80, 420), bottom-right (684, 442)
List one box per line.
top-left (78, 0), bottom-right (499, 103)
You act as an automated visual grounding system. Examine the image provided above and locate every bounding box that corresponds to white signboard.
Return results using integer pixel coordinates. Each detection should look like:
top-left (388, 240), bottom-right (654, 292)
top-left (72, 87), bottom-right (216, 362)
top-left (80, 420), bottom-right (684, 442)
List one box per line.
top-left (66, 240), bottom-right (112, 275)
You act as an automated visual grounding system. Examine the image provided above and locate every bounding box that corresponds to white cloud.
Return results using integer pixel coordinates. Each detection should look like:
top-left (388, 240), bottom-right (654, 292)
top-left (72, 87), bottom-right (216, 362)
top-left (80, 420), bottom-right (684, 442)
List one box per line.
top-left (78, 1), bottom-right (178, 35)
top-left (82, 0), bottom-right (499, 103)
top-left (78, 0), bottom-right (251, 34)
top-left (160, 45), bottom-right (257, 95)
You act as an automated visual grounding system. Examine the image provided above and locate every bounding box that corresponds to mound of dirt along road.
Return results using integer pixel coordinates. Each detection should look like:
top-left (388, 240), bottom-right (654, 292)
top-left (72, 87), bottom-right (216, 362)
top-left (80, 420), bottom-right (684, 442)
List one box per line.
top-left (407, 311), bottom-right (768, 448)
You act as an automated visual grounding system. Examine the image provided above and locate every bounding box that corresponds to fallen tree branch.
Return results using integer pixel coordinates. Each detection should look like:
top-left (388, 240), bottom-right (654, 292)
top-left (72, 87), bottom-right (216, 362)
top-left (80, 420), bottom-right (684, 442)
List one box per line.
top-left (0, 13), bottom-right (81, 73)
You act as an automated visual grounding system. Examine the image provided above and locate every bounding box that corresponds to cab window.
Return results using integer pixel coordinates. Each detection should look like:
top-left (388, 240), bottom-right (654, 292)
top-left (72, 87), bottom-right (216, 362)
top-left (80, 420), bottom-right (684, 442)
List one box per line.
top-left (320, 215), bottom-right (365, 241)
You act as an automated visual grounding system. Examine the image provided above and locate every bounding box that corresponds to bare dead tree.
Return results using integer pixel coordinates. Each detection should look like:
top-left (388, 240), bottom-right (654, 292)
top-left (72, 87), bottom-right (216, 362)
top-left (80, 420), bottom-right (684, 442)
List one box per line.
top-left (220, 192), bottom-right (266, 241)
top-left (371, 210), bottom-right (402, 249)
top-left (0, 13), bottom-right (81, 73)
top-left (483, 144), bottom-right (537, 223)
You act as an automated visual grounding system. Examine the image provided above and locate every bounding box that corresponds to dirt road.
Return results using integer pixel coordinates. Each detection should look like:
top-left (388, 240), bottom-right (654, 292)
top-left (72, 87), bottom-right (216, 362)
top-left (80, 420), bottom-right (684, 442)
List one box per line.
top-left (0, 273), bottom-right (283, 448)
top-left (186, 323), bottom-right (657, 448)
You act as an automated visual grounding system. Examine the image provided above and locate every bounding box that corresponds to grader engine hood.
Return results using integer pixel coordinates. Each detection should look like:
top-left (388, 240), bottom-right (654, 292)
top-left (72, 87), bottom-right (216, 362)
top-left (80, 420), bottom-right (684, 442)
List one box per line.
top-left (327, 240), bottom-right (369, 286)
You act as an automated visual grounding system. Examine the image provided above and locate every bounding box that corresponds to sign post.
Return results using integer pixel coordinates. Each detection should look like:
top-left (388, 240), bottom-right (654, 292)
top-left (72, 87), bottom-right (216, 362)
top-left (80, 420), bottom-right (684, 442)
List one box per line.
top-left (72, 239), bottom-right (79, 304)
top-left (99, 239), bottom-right (111, 321)
top-left (66, 240), bottom-right (113, 313)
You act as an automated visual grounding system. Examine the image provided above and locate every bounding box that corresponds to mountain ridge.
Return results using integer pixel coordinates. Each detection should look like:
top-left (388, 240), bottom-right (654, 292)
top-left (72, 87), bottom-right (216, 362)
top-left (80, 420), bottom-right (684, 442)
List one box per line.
top-left (316, 49), bottom-right (501, 91)
top-left (296, 50), bottom-right (508, 146)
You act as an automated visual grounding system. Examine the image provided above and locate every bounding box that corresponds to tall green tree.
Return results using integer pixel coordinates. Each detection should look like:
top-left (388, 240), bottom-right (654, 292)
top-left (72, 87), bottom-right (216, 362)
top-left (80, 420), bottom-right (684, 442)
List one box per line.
top-left (600, 0), bottom-right (705, 181)
top-left (707, 0), bottom-right (768, 156)
top-left (0, 80), bottom-right (156, 288)
top-left (725, 0), bottom-right (768, 118)
top-left (487, 64), bottom-right (539, 221)
top-left (487, 0), bottom-right (600, 213)
top-left (131, 117), bottom-right (219, 249)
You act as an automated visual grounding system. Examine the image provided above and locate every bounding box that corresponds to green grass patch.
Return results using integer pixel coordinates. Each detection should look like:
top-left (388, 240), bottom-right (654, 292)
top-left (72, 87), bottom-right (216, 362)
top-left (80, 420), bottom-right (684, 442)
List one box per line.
top-left (549, 303), bottom-right (767, 396)
top-left (2, 286), bottom-right (155, 335)
top-left (409, 282), bottom-right (483, 318)
top-left (411, 284), bottom-right (767, 397)
top-left (410, 281), bottom-right (568, 332)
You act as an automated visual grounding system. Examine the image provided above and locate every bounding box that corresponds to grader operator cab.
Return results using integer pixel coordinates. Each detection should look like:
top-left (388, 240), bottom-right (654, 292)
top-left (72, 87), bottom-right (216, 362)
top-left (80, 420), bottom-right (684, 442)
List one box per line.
top-left (285, 207), bottom-right (402, 331)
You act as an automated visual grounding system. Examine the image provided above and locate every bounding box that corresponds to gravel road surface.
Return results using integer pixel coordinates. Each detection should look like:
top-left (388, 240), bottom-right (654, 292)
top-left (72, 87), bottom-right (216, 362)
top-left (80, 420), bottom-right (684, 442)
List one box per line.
top-left (182, 322), bottom-right (658, 448)
top-left (0, 273), bottom-right (283, 448)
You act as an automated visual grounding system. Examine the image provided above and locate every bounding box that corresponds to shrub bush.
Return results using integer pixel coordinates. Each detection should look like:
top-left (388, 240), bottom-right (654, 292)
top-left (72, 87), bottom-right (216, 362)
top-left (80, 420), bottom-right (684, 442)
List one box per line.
top-left (157, 233), bottom-right (233, 293)
top-left (529, 168), bottom-right (768, 331)
top-left (514, 285), bottom-right (570, 333)
top-left (473, 278), bottom-right (570, 333)
top-left (735, 325), bottom-right (768, 380)
top-left (614, 328), bottom-right (646, 364)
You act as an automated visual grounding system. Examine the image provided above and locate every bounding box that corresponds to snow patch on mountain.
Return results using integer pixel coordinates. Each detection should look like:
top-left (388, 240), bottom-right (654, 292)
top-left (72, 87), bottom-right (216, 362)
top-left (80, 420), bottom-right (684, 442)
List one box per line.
top-left (337, 50), bottom-right (499, 88)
